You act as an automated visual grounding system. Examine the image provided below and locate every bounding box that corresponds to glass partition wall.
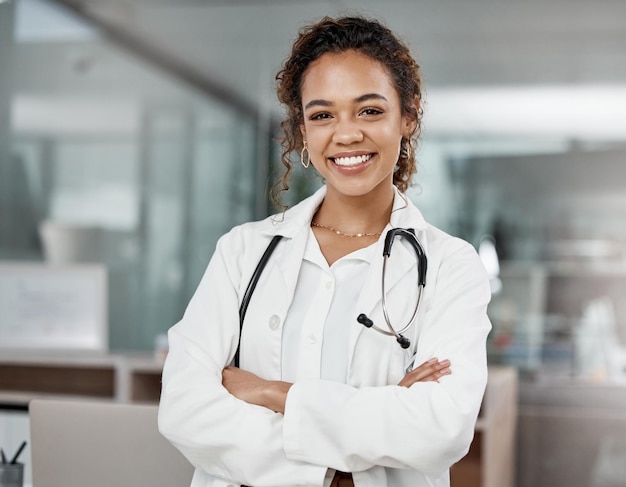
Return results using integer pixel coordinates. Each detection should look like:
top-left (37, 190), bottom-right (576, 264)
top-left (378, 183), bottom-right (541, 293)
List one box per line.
top-left (3, 0), bottom-right (626, 367)
top-left (1, 0), bottom-right (265, 351)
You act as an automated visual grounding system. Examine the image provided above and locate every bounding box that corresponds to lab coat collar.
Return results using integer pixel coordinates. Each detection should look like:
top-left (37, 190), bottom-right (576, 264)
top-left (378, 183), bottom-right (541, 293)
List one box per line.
top-left (389, 186), bottom-right (428, 232)
top-left (259, 185), bottom-right (328, 239)
top-left (258, 185), bottom-right (428, 239)
top-left (253, 184), bottom-right (430, 371)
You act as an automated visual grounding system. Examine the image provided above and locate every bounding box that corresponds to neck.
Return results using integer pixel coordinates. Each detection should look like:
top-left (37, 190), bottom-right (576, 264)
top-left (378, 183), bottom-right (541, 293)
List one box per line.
top-left (314, 185), bottom-right (395, 235)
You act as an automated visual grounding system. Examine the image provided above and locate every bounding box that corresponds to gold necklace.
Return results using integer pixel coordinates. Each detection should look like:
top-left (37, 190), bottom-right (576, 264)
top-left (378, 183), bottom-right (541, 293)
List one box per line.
top-left (311, 221), bottom-right (382, 238)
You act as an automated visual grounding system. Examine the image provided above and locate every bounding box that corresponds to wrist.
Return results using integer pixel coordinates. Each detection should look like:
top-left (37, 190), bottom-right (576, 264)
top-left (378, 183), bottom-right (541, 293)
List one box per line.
top-left (264, 380), bottom-right (292, 414)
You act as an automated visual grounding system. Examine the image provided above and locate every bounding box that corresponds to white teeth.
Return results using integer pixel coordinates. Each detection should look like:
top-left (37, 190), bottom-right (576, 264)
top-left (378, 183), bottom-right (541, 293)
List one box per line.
top-left (333, 154), bottom-right (373, 166)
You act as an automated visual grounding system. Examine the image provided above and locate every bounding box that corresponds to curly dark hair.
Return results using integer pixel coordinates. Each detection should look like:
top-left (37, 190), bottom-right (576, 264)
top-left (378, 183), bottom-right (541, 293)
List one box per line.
top-left (273, 15), bottom-right (424, 202)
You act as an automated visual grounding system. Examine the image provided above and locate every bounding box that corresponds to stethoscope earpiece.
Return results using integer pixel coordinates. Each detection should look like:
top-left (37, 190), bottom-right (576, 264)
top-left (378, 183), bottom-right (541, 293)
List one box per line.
top-left (357, 314), bottom-right (374, 328)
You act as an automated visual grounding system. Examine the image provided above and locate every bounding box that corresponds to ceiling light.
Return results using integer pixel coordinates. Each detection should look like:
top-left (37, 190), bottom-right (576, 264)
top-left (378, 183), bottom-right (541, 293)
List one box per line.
top-left (424, 85), bottom-right (626, 141)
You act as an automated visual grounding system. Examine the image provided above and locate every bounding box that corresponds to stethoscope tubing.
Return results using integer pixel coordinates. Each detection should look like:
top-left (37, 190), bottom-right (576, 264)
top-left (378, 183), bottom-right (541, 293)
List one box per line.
top-left (237, 227), bottom-right (428, 366)
top-left (358, 227), bottom-right (427, 349)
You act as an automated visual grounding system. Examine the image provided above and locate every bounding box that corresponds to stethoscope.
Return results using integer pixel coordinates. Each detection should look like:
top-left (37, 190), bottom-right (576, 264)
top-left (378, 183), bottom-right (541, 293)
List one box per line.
top-left (356, 228), bottom-right (427, 349)
top-left (235, 228), bottom-right (427, 366)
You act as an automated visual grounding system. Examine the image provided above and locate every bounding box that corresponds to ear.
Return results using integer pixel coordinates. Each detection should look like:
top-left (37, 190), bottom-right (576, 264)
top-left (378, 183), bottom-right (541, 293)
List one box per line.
top-left (300, 124), bottom-right (306, 142)
top-left (402, 96), bottom-right (420, 137)
top-left (402, 117), bottom-right (417, 138)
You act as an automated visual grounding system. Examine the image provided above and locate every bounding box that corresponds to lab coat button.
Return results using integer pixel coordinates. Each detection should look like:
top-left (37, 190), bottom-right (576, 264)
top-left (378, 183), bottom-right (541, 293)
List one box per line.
top-left (325, 281), bottom-right (332, 290)
top-left (307, 334), bottom-right (316, 344)
top-left (268, 315), bottom-right (281, 330)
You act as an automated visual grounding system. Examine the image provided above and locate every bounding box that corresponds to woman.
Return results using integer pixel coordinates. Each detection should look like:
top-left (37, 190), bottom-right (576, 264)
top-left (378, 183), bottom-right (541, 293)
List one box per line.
top-left (159, 16), bottom-right (491, 487)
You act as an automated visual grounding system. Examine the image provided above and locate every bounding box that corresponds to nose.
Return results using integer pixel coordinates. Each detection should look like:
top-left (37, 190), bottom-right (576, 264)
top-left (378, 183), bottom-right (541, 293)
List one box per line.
top-left (332, 117), bottom-right (363, 145)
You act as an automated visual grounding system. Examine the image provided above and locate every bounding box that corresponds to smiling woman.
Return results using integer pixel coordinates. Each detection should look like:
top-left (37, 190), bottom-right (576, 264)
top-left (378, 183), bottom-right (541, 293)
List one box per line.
top-left (298, 50), bottom-right (417, 265)
top-left (159, 15), bottom-right (491, 487)
top-left (276, 16), bottom-right (422, 197)
top-left (300, 51), bottom-right (414, 231)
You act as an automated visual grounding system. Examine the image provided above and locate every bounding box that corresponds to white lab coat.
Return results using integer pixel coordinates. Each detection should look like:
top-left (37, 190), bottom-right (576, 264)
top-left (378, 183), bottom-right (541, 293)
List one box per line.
top-left (158, 186), bottom-right (492, 487)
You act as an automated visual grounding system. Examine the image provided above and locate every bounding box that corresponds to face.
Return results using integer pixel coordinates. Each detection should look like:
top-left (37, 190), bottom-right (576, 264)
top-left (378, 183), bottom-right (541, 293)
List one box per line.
top-left (300, 50), bottom-right (415, 199)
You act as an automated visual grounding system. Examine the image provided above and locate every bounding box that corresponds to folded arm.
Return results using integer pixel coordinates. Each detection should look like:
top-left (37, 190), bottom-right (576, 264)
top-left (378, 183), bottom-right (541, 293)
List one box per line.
top-left (158, 232), bottom-right (327, 486)
top-left (222, 357), bottom-right (452, 414)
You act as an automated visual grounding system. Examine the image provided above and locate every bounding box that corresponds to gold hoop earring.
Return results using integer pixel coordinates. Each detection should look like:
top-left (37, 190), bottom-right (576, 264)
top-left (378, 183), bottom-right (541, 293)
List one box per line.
top-left (300, 141), bottom-right (310, 169)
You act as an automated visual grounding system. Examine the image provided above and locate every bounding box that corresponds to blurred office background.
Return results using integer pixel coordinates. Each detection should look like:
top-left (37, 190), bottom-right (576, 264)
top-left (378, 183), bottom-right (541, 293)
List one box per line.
top-left (1, 0), bottom-right (626, 486)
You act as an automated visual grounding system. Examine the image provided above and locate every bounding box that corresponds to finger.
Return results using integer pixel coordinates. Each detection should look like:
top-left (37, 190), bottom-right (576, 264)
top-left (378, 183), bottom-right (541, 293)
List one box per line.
top-left (399, 369), bottom-right (447, 388)
top-left (398, 361), bottom-right (452, 387)
top-left (408, 358), bottom-right (449, 382)
top-left (222, 365), bottom-right (235, 379)
top-left (222, 368), bottom-right (233, 386)
top-left (408, 357), bottom-right (438, 379)
top-left (222, 366), bottom-right (241, 387)
top-left (399, 369), bottom-right (438, 386)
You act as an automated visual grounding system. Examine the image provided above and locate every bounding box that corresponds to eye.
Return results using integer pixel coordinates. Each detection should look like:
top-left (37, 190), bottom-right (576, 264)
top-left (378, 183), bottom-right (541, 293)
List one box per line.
top-left (360, 107), bottom-right (384, 117)
top-left (309, 112), bottom-right (332, 121)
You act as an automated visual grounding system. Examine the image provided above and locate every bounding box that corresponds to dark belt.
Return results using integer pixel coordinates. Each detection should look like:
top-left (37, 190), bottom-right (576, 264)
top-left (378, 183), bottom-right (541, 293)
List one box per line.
top-left (331, 470), bottom-right (354, 487)
top-left (242, 470), bottom-right (354, 487)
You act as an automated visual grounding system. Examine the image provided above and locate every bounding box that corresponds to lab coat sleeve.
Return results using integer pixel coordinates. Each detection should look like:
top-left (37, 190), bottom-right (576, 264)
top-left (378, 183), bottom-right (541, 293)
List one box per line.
top-left (282, 239), bottom-right (492, 477)
top-left (158, 229), bottom-right (327, 487)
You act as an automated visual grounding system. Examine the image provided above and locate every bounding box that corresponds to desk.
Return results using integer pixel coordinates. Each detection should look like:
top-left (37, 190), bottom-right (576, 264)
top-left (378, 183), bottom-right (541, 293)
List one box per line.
top-left (0, 353), bottom-right (165, 486)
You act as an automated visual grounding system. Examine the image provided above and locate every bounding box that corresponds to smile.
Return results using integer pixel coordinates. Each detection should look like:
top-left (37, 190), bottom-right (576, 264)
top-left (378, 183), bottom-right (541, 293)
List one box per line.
top-left (331, 153), bottom-right (374, 167)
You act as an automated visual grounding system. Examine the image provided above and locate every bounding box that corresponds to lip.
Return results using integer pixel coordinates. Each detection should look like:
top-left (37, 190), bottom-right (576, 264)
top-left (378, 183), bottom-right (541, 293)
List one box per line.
top-left (329, 150), bottom-right (374, 160)
top-left (328, 152), bottom-right (377, 175)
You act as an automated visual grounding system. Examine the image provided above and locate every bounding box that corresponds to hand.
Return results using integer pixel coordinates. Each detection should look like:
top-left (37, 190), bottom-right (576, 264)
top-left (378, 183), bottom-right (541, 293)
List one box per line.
top-left (222, 366), bottom-right (291, 414)
top-left (398, 358), bottom-right (451, 388)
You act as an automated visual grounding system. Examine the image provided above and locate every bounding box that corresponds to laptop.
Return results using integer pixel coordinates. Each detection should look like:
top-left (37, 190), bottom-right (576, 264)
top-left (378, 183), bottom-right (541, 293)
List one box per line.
top-left (29, 399), bottom-right (194, 487)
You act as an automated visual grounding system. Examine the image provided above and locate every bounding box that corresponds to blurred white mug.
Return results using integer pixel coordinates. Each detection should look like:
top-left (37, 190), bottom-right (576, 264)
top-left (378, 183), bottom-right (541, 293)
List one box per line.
top-left (39, 220), bottom-right (102, 263)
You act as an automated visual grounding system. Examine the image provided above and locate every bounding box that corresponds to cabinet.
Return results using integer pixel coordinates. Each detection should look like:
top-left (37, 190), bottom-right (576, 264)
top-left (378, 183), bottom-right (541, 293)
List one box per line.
top-left (0, 352), bottom-right (164, 408)
top-left (517, 381), bottom-right (626, 487)
top-left (451, 366), bottom-right (518, 487)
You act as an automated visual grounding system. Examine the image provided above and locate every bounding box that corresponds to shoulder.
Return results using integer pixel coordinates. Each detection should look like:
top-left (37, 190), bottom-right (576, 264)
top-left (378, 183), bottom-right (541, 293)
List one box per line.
top-left (423, 220), bottom-right (483, 269)
top-left (426, 224), bottom-right (478, 261)
top-left (218, 186), bottom-right (326, 247)
top-left (398, 195), bottom-right (488, 289)
top-left (398, 196), bottom-right (475, 260)
top-left (213, 220), bottom-right (276, 268)
top-left (214, 188), bottom-right (323, 264)
top-left (422, 223), bottom-right (491, 303)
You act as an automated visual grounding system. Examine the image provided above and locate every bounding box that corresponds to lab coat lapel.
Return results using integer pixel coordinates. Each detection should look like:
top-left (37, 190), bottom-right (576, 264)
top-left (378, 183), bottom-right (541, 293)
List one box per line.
top-left (256, 186), bottom-right (326, 311)
top-left (271, 227), bottom-right (309, 307)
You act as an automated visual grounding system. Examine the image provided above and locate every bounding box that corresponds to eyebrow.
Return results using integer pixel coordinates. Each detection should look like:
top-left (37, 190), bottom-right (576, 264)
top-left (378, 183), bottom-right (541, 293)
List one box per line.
top-left (304, 93), bottom-right (388, 111)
